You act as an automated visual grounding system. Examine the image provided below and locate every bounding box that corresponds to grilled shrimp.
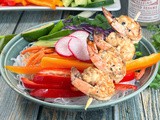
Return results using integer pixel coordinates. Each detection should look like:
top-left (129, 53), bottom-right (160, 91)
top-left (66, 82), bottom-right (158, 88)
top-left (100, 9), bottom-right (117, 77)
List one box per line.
top-left (105, 32), bottom-right (135, 61)
top-left (71, 67), bottom-right (115, 100)
top-left (87, 33), bottom-right (126, 83)
top-left (102, 7), bottom-right (142, 43)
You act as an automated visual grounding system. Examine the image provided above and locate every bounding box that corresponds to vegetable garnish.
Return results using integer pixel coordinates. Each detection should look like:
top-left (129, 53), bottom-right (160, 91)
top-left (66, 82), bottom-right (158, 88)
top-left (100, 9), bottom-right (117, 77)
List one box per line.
top-left (115, 84), bottom-right (137, 91)
top-left (21, 77), bottom-right (71, 89)
top-left (40, 57), bottom-right (93, 71)
top-left (30, 89), bottom-right (84, 98)
top-left (126, 53), bottom-right (160, 72)
top-left (33, 68), bottom-right (71, 84)
top-left (5, 65), bottom-right (42, 74)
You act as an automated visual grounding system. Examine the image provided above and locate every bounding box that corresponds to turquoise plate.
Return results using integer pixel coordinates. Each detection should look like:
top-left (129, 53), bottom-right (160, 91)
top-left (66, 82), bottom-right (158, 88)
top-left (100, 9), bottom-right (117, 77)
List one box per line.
top-left (0, 22), bottom-right (159, 110)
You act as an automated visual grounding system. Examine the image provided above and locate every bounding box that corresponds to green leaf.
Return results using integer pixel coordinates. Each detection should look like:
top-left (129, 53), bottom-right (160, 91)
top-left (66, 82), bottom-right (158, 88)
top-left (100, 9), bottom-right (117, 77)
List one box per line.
top-left (152, 32), bottom-right (160, 43)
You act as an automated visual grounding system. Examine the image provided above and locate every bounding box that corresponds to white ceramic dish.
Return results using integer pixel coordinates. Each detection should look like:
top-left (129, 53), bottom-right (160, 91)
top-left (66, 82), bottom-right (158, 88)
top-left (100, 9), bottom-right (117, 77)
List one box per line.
top-left (0, 0), bottom-right (121, 11)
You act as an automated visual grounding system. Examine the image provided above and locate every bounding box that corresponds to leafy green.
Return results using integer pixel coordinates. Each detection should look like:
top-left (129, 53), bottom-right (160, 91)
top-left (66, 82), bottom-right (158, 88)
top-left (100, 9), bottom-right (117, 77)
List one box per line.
top-left (134, 43), bottom-right (143, 58)
top-left (149, 64), bottom-right (160, 89)
top-left (147, 24), bottom-right (160, 89)
top-left (64, 14), bottom-right (111, 30)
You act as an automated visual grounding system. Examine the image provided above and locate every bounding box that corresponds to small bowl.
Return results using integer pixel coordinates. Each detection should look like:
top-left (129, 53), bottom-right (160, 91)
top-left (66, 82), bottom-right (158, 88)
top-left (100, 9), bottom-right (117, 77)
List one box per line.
top-left (0, 22), bottom-right (159, 111)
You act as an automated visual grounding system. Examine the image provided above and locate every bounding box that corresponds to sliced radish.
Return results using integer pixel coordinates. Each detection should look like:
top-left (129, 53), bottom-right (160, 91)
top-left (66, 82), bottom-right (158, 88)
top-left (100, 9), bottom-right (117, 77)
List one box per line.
top-left (55, 36), bottom-right (73, 57)
top-left (68, 37), bottom-right (90, 61)
top-left (69, 31), bottom-right (90, 61)
top-left (69, 30), bottom-right (89, 41)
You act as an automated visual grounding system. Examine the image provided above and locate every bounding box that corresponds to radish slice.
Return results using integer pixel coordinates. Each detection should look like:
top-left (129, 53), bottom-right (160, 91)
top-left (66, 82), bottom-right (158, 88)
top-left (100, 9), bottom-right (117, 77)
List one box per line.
top-left (69, 36), bottom-right (90, 61)
top-left (69, 30), bottom-right (89, 41)
top-left (69, 31), bottom-right (90, 61)
top-left (55, 36), bottom-right (73, 57)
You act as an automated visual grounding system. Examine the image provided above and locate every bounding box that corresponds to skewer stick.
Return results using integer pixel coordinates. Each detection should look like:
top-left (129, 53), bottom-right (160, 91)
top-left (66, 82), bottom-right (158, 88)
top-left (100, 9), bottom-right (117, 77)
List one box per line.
top-left (134, 12), bottom-right (141, 21)
top-left (85, 97), bottom-right (93, 110)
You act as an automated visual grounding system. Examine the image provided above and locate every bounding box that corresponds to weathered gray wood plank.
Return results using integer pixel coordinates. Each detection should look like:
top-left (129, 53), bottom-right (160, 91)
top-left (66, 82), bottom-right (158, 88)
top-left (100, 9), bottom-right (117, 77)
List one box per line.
top-left (15, 10), bottom-right (63, 34)
top-left (38, 107), bottom-right (114, 120)
top-left (0, 10), bottom-right (63, 120)
top-left (0, 11), bottom-right (22, 35)
top-left (0, 11), bottom-right (40, 120)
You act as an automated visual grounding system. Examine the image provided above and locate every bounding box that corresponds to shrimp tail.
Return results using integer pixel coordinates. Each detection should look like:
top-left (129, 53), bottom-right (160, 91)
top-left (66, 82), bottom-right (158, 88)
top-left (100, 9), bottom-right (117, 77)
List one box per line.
top-left (71, 67), bottom-right (92, 95)
top-left (102, 7), bottom-right (113, 24)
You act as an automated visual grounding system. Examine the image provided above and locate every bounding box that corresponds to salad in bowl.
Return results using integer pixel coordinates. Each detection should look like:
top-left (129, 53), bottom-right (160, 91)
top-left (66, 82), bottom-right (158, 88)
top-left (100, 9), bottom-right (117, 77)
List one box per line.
top-left (1, 7), bottom-right (159, 110)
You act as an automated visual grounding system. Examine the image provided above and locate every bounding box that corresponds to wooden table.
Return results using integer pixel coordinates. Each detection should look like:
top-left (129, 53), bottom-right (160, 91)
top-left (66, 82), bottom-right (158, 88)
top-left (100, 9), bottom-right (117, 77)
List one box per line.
top-left (0, 1), bottom-right (160, 120)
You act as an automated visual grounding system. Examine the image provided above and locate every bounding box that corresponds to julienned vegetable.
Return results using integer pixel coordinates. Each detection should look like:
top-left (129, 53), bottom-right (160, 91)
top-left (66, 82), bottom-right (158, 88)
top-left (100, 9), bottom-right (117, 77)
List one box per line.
top-left (126, 53), bottom-right (160, 72)
top-left (30, 89), bottom-right (84, 98)
top-left (5, 53), bottom-right (160, 74)
top-left (33, 68), bottom-right (71, 84)
top-left (115, 84), bottom-right (137, 91)
top-left (21, 77), bottom-right (71, 89)
top-left (40, 57), bottom-right (93, 71)
top-left (120, 72), bottom-right (135, 82)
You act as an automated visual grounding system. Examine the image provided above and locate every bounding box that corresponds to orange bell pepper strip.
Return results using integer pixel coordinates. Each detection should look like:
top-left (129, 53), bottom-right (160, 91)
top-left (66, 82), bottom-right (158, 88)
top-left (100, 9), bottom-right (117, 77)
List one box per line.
top-left (40, 57), bottom-right (93, 71)
top-left (14, 0), bottom-right (28, 6)
top-left (26, 0), bottom-right (63, 9)
top-left (126, 53), bottom-right (160, 72)
top-left (5, 65), bottom-right (42, 74)
top-left (5, 57), bottom-right (92, 74)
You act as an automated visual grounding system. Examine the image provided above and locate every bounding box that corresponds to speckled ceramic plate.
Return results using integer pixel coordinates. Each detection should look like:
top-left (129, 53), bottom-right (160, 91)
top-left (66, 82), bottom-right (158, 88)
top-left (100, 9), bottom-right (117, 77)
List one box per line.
top-left (0, 21), bottom-right (159, 111)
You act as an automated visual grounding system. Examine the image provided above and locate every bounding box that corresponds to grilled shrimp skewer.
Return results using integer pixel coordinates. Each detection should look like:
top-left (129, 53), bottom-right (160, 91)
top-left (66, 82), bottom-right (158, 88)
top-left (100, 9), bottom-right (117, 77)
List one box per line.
top-left (71, 67), bottom-right (115, 101)
top-left (88, 33), bottom-right (126, 83)
top-left (105, 32), bottom-right (135, 61)
top-left (71, 7), bottom-right (142, 109)
top-left (102, 7), bottom-right (142, 43)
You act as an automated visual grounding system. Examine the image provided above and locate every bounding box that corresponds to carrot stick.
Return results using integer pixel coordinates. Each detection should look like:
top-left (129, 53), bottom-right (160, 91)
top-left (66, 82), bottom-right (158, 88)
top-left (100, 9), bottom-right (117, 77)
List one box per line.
top-left (44, 53), bottom-right (77, 60)
top-left (26, 50), bottom-right (44, 66)
top-left (30, 52), bottom-right (45, 65)
top-left (44, 48), bottom-right (55, 54)
top-left (21, 46), bottom-right (45, 54)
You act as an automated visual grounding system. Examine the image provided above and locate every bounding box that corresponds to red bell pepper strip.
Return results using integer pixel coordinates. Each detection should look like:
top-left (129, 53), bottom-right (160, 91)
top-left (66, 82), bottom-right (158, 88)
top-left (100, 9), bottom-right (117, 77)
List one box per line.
top-left (33, 68), bottom-right (83, 84)
top-left (0, 0), bottom-right (16, 6)
top-left (115, 84), bottom-right (137, 91)
top-left (120, 72), bottom-right (135, 82)
top-left (21, 77), bottom-right (72, 89)
top-left (33, 68), bottom-right (71, 84)
top-left (30, 89), bottom-right (84, 98)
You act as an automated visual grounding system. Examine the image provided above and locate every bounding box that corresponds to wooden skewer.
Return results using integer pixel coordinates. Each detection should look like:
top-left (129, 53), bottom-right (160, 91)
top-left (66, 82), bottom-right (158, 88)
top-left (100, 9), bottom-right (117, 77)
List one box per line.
top-left (134, 12), bottom-right (141, 21)
top-left (85, 97), bottom-right (93, 110)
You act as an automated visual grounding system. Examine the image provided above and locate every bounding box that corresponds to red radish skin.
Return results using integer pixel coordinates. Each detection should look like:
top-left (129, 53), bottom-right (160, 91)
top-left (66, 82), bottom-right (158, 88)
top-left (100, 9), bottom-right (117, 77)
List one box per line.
top-left (55, 36), bottom-right (73, 57)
